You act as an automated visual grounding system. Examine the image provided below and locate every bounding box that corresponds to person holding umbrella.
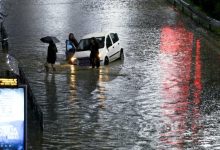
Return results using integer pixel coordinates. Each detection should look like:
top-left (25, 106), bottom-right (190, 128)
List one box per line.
top-left (40, 36), bottom-right (59, 72)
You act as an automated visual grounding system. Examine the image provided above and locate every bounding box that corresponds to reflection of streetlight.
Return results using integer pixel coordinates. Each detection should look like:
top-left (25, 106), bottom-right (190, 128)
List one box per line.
top-left (70, 65), bottom-right (75, 75)
top-left (96, 66), bottom-right (110, 108)
top-left (99, 66), bottom-right (110, 82)
top-left (69, 65), bottom-right (77, 100)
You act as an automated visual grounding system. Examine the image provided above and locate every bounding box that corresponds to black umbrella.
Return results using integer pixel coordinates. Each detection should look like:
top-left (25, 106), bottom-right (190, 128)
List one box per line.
top-left (40, 36), bottom-right (60, 44)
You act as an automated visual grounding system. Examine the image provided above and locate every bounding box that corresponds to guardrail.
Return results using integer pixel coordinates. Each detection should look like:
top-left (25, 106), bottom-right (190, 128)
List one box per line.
top-left (19, 67), bottom-right (44, 130)
top-left (167, 0), bottom-right (220, 34)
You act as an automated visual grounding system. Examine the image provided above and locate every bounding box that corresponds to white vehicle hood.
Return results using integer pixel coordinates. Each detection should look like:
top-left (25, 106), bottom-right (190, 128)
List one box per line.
top-left (74, 50), bottom-right (91, 58)
top-left (74, 48), bottom-right (104, 59)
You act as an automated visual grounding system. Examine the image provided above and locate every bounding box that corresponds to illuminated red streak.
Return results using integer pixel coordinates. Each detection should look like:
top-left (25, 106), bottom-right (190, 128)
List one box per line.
top-left (160, 25), bottom-right (194, 148)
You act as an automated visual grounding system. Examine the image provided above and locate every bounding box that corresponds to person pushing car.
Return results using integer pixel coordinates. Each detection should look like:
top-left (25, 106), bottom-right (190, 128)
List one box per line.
top-left (90, 37), bottom-right (100, 68)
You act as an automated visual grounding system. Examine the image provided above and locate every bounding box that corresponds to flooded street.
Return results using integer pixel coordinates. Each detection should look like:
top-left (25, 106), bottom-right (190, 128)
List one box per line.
top-left (3, 0), bottom-right (220, 149)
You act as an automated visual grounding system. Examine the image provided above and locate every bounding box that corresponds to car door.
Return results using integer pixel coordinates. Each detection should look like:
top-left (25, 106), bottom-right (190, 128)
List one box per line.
top-left (106, 35), bottom-right (114, 62)
top-left (110, 33), bottom-right (120, 60)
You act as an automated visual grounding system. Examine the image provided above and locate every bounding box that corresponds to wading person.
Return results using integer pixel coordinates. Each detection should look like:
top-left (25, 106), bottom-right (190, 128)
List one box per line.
top-left (66, 33), bottom-right (78, 62)
top-left (70, 33), bottom-right (79, 48)
top-left (90, 37), bottom-right (100, 68)
top-left (45, 41), bottom-right (57, 72)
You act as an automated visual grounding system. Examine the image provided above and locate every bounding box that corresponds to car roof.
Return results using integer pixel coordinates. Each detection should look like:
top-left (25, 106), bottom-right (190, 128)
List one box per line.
top-left (82, 32), bottom-right (110, 39)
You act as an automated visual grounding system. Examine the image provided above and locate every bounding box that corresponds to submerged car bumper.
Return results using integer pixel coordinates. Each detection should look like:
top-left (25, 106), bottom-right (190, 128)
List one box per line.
top-left (77, 57), bottom-right (91, 66)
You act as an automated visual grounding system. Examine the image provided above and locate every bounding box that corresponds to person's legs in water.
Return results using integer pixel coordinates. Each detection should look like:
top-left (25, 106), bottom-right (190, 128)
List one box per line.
top-left (45, 63), bottom-right (49, 72)
top-left (92, 59), bottom-right (95, 68)
top-left (90, 56), bottom-right (95, 68)
top-left (51, 64), bottom-right (56, 71)
top-left (96, 57), bottom-right (100, 68)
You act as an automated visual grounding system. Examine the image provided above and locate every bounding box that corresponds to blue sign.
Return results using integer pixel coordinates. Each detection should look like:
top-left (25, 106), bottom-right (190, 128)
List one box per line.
top-left (0, 87), bottom-right (26, 150)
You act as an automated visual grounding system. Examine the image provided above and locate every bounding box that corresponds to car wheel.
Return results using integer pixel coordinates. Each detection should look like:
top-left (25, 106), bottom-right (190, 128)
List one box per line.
top-left (104, 57), bottom-right (109, 65)
top-left (119, 49), bottom-right (124, 60)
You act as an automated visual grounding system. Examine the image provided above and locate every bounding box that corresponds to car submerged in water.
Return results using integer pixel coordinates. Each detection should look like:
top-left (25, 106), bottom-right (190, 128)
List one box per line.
top-left (70, 32), bottom-right (124, 66)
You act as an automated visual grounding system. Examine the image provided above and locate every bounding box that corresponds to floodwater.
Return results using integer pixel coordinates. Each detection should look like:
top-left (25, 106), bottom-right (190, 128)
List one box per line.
top-left (2, 0), bottom-right (220, 149)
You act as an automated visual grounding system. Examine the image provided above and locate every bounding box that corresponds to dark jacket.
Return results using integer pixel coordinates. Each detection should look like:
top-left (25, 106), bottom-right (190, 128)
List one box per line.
top-left (90, 44), bottom-right (99, 58)
top-left (47, 43), bottom-right (57, 64)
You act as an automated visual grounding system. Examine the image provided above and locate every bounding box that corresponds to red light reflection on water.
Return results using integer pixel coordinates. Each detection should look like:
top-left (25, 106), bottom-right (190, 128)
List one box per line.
top-left (159, 25), bottom-right (202, 149)
top-left (191, 39), bottom-right (202, 141)
top-left (194, 40), bottom-right (202, 105)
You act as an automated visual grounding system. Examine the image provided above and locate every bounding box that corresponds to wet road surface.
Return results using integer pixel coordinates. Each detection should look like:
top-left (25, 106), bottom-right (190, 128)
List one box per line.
top-left (3, 0), bottom-right (220, 149)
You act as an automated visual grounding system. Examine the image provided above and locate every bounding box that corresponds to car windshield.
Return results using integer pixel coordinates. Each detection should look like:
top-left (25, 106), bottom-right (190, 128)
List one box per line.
top-left (77, 36), bottom-right (105, 51)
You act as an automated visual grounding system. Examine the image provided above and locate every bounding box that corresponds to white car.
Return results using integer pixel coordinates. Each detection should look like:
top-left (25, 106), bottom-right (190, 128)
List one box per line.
top-left (70, 32), bottom-right (124, 66)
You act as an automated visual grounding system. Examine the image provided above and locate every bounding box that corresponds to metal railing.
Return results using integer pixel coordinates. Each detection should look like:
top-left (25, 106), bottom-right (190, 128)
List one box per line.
top-left (167, 0), bottom-right (220, 33)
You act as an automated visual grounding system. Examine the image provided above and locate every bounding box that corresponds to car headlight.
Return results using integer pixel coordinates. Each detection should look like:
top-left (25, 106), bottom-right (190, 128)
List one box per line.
top-left (70, 57), bottom-right (77, 63)
top-left (98, 53), bottom-right (101, 58)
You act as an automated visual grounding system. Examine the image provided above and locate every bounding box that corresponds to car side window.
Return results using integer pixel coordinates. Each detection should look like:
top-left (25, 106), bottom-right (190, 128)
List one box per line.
top-left (114, 33), bottom-right (119, 42)
top-left (110, 33), bottom-right (119, 43)
top-left (110, 33), bottom-right (115, 43)
top-left (106, 35), bottom-right (112, 48)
